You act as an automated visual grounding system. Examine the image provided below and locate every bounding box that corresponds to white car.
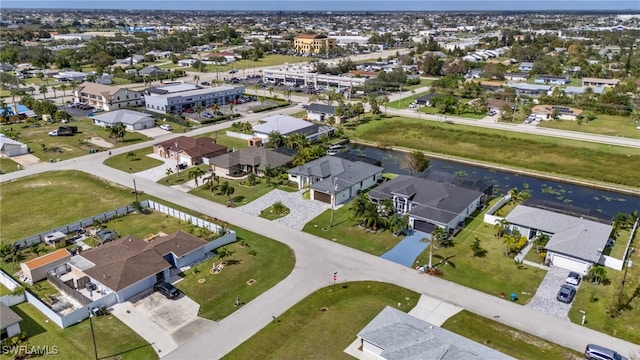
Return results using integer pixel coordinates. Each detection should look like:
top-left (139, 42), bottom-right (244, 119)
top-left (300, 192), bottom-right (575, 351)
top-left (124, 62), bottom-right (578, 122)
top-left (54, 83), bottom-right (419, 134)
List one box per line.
top-left (159, 124), bottom-right (173, 131)
top-left (408, 103), bottom-right (417, 109)
top-left (48, 130), bottom-right (58, 136)
top-left (566, 272), bottom-right (581, 286)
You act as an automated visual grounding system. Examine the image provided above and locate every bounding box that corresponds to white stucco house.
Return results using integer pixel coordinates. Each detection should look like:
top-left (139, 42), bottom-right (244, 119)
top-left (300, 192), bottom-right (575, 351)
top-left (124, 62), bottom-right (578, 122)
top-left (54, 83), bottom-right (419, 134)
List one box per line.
top-left (505, 205), bottom-right (613, 274)
top-left (287, 156), bottom-right (384, 205)
top-left (0, 134), bottom-right (29, 157)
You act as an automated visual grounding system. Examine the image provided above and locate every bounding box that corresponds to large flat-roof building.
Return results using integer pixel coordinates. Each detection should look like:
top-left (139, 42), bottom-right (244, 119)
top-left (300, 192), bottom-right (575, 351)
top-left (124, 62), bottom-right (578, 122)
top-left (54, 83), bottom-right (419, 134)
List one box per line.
top-left (144, 83), bottom-right (245, 114)
top-left (294, 34), bottom-right (337, 54)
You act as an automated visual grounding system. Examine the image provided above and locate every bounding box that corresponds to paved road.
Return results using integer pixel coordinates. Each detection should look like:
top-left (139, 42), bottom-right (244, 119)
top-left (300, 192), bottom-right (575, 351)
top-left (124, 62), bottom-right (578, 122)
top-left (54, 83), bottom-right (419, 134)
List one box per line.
top-left (2, 140), bottom-right (638, 359)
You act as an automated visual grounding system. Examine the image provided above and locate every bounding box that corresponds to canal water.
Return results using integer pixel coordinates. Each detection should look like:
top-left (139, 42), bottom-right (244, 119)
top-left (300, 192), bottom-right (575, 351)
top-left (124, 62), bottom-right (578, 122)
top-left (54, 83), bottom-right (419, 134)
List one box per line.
top-left (345, 144), bottom-right (640, 218)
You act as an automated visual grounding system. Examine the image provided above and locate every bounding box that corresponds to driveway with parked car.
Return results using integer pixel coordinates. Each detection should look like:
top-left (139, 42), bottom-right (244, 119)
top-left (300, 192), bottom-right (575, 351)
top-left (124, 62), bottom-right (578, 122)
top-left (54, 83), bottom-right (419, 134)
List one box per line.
top-left (528, 266), bottom-right (579, 319)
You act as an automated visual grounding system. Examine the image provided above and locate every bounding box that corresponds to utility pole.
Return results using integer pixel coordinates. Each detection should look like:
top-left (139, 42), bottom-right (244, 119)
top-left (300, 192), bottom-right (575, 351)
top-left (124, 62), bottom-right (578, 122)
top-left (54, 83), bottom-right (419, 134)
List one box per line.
top-left (174, 141), bottom-right (180, 177)
top-left (88, 308), bottom-right (98, 360)
top-left (329, 177), bottom-right (338, 227)
top-left (129, 168), bottom-right (139, 203)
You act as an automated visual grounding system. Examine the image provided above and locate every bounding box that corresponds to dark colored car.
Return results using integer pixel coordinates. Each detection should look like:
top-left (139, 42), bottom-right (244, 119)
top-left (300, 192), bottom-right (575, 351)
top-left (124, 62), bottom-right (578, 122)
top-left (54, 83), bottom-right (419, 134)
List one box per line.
top-left (556, 284), bottom-right (576, 303)
top-left (584, 344), bottom-right (628, 360)
top-left (154, 281), bottom-right (181, 299)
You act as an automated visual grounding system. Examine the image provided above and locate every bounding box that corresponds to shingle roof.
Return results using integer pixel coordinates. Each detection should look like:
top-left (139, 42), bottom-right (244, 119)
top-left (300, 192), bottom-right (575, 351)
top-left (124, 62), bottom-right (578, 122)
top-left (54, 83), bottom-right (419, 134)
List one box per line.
top-left (368, 175), bottom-right (482, 224)
top-left (155, 136), bottom-right (227, 159)
top-left (0, 303), bottom-right (22, 329)
top-left (306, 103), bottom-right (337, 114)
top-left (358, 307), bottom-right (514, 360)
top-left (75, 82), bottom-right (121, 99)
top-left (505, 205), bottom-right (612, 262)
top-left (288, 156), bottom-right (383, 193)
top-left (209, 147), bottom-right (292, 171)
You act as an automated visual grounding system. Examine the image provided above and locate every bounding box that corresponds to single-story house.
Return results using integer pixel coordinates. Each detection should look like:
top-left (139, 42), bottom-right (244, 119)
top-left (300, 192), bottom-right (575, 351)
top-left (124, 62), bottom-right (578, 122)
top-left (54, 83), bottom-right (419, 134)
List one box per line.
top-left (506, 83), bottom-right (551, 96)
top-left (154, 136), bottom-right (227, 167)
top-left (464, 68), bottom-right (484, 79)
top-left (20, 249), bottom-right (71, 283)
top-left (534, 75), bottom-right (570, 85)
top-left (53, 71), bottom-right (88, 82)
top-left (414, 93), bottom-right (440, 107)
top-left (368, 175), bottom-right (484, 234)
top-left (92, 109), bottom-right (156, 131)
top-left (208, 147), bottom-right (292, 177)
top-left (505, 205), bottom-right (613, 274)
top-left (518, 62), bottom-right (534, 72)
top-left (287, 156), bottom-right (384, 205)
top-left (0, 134), bottom-right (29, 157)
top-left (564, 86), bottom-right (605, 96)
top-left (0, 303), bottom-right (23, 340)
top-left (530, 105), bottom-right (583, 121)
top-left (485, 98), bottom-right (515, 113)
top-left (582, 77), bottom-right (619, 88)
top-left (251, 114), bottom-right (335, 143)
top-left (138, 66), bottom-right (165, 77)
top-left (69, 231), bottom-right (221, 303)
top-left (177, 59), bottom-right (197, 67)
top-left (305, 103), bottom-right (338, 122)
top-left (479, 81), bottom-right (503, 92)
top-left (357, 306), bottom-right (514, 360)
top-left (503, 72), bottom-right (530, 81)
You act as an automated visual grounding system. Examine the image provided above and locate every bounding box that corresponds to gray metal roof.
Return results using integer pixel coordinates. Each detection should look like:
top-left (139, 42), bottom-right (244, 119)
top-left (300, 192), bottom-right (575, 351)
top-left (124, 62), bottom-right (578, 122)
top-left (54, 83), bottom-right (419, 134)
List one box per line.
top-left (0, 303), bottom-right (22, 329)
top-left (369, 175), bottom-right (483, 225)
top-left (288, 156), bottom-right (383, 193)
top-left (92, 109), bottom-right (154, 126)
top-left (358, 307), bottom-right (514, 360)
top-left (306, 103), bottom-right (336, 114)
top-left (253, 114), bottom-right (315, 135)
top-left (505, 205), bottom-right (612, 262)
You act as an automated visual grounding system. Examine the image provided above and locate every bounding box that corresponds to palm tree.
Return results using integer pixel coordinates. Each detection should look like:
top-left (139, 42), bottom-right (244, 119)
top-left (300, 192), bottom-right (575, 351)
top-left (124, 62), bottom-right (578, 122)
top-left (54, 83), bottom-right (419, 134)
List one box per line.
top-left (219, 181), bottom-right (235, 203)
top-left (193, 74), bottom-right (200, 84)
top-left (533, 233), bottom-right (550, 253)
top-left (188, 167), bottom-right (206, 190)
top-left (431, 226), bottom-right (449, 249)
top-left (165, 168), bottom-right (174, 184)
top-left (502, 234), bottom-right (518, 256)
top-left (194, 103), bottom-right (204, 120)
top-left (588, 265), bottom-right (607, 285)
top-left (285, 132), bottom-right (308, 150)
top-left (388, 215), bottom-right (408, 236)
top-left (59, 84), bottom-right (68, 103)
top-left (203, 172), bottom-right (219, 190)
top-left (284, 88), bottom-right (293, 102)
top-left (267, 131), bottom-right (284, 148)
top-left (39, 85), bottom-right (48, 100)
top-left (378, 95), bottom-right (390, 115)
top-left (350, 194), bottom-right (370, 223)
top-left (494, 218), bottom-right (509, 238)
top-left (211, 103), bottom-right (220, 115)
top-left (27, 86), bottom-right (35, 96)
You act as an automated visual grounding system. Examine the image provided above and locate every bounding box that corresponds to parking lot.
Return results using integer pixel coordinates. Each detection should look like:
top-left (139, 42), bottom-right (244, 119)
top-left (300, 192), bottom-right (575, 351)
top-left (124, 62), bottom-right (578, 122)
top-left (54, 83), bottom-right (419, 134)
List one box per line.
top-left (528, 266), bottom-right (579, 319)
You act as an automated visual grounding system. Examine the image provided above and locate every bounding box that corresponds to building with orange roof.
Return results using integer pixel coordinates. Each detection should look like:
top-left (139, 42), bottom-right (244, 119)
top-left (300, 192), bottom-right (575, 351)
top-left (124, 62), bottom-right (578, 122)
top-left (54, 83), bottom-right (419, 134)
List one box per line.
top-left (20, 249), bottom-right (71, 284)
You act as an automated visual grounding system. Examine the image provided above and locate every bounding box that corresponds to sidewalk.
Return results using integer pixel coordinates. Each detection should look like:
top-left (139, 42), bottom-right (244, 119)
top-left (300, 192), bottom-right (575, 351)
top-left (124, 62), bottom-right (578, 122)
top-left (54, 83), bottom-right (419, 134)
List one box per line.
top-left (515, 241), bottom-right (550, 271)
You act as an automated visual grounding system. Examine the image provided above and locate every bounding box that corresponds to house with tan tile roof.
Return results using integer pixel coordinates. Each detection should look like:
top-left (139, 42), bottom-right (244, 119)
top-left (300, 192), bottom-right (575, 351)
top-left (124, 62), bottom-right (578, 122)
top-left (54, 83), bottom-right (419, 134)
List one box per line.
top-left (72, 82), bottom-right (143, 111)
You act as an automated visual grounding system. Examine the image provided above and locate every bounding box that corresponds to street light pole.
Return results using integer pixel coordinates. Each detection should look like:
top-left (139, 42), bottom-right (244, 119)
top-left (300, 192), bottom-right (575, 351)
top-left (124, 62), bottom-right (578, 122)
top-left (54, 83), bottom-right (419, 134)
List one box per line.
top-left (129, 167), bottom-right (139, 204)
top-left (175, 141), bottom-right (180, 177)
top-left (88, 308), bottom-right (98, 360)
top-left (329, 177), bottom-right (337, 227)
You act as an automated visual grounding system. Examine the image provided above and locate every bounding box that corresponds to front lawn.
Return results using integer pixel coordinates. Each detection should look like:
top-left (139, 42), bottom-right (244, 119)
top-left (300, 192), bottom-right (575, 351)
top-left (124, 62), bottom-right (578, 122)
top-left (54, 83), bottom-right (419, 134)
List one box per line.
top-left (442, 310), bottom-right (582, 359)
top-left (0, 156), bottom-right (21, 174)
top-left (259, 202), bottom-right (290, 220)
top-left (223, 281), bottom-right (419, 360)
top-left (539, 114), bottom-right (640, 140)
top-left (157, 164), bottom-right (210, 185)
top-left (0, 302), bottom-right (156, 360)
top-left (196, 130), bottom-right (250, 150)
top-left (567, 228), bottom-right (640, 344)
top-left (388, 91), bottom-right (430, 109)
top-left (413, 206), bottom-right (547, 304)
top-left (0, 171), bottom-right (137, 243)
top-left (189, 178), bottom-right (297, 206)
top-left (103, 146), bottom-right (164, 173)
top-left (303, 205), bottom-right (402, 256)
top-left (175, 227), bottom-right (295, 321)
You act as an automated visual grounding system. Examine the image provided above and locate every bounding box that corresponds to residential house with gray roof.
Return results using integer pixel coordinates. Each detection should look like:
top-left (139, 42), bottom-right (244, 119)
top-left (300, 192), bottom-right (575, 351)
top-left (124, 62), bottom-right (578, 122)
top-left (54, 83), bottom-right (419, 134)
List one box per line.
top-left (357, 306), bottom-right (514, 360)
top-left (0, 303), bottom-right (22, 340)
top-left (208, 147), bottom-right (292, 177)
top-left (287, 156), bottom-right (383, 205)
top-left (368, 175), bottom-right (484, 234)
top-left (505, 205), bottom-right (613, 274)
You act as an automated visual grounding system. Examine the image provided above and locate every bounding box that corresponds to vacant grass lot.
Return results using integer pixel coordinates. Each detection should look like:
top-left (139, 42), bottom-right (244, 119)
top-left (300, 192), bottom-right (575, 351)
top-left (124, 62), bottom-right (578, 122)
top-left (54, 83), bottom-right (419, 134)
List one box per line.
top-left (175, 227), bottom-right (295, 320)
top-left (346, 115), bottom-right (640, 188)
top-left (0, 119), bottom-right (149, 162)
top-left (442, 311), bottom-right (582, 359)
top-left (189, 178), bottom-right (297, 206)
top-left (196, 130), bottom-right (249, 150)
top-left (303, 206), bottom-right (402, 256)
top-left (567, 228), bottom-right (640, 344)
top-left (103, 146), bottom-right (164, 173)
top-left (413, 203), bottom-right (546, 304)
top-left (223, 281), bottom-right (419, 360)
top-left (200, 54), bottom-right (307, 73)
top-left (539, 114), bottom-right (640, 140)
top-left (0, 171), bottom-right (137, 243)
top-left (157, 164), bottom-right (211, 185)
top-left (0, 302), bottom-right (156, 360)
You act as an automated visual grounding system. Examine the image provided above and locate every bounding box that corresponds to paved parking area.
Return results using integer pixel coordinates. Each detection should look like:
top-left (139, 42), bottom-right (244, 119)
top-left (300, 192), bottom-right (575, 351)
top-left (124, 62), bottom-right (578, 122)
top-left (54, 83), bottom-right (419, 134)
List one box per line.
top-left (237, 189), bottom-right (330, 230)
top-left (528, 266), bottom-right (577, 319)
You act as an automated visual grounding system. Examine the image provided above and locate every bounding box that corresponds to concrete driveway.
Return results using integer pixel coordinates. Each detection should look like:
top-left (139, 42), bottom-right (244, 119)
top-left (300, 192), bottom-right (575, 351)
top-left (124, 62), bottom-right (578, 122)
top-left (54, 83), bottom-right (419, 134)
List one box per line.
top-left (528, 266), bottom-right (577, 319)
top-left (111, 287), bottom-right (207, 358)
top-left (135, 153), bottom-right (181, 182)
top-left (237, 189), bottom-right (330, 230)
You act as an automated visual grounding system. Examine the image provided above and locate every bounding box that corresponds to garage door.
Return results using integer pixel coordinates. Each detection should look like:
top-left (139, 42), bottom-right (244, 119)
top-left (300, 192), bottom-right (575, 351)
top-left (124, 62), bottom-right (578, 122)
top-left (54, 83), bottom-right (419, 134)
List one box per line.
top-left (413, 220), bottom-right (436, 234)
top-left (313, 191), bottom-right (331, 204)
top-left (551, 254), bottom-right (589, 274)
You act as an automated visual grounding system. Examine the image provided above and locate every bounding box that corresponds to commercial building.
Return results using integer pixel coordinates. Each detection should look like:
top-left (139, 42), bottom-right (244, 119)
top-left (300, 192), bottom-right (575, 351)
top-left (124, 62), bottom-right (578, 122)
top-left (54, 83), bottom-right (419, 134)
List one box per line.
top-left (293, 34), bottom-right (337, 54)
top-left (262, 64), bottom-right (368, 89)
top-left (72, 82), bottom-right (144, 111)
top-left (144, 83), bottom-right (245, 114)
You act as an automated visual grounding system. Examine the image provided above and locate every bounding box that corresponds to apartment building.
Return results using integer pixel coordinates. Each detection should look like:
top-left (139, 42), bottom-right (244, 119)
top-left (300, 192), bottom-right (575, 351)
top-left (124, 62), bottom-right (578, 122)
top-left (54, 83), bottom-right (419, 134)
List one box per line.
top-left (293, 34), bottom-right (337, 54)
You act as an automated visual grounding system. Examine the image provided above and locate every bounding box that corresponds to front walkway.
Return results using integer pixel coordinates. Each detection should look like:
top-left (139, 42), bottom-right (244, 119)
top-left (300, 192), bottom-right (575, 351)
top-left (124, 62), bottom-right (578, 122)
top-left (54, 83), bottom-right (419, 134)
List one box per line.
top-left (380, 230), bottom-right (431, 267)
top-left (237, 189), bottom-right (331, 230)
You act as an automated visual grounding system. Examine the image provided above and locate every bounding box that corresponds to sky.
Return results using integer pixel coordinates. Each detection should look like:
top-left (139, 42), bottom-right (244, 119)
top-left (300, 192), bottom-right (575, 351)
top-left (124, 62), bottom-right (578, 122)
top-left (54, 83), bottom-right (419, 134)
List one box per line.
top-left (2, 1), bottom-right (639, 11)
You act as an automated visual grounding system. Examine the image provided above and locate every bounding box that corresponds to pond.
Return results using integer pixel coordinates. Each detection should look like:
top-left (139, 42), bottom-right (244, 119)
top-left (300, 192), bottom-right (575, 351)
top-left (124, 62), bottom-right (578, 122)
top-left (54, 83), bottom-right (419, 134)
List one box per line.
top-left (345, 144), bottom-right (640, 218)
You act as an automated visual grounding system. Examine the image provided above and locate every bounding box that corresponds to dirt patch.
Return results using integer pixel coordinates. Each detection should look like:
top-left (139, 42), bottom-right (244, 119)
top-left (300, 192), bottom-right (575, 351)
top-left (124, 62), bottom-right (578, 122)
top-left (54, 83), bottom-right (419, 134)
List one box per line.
top-left (21, 180), bottom-right (54, 188)
top-left (89, 136), bottom-right (114, 148)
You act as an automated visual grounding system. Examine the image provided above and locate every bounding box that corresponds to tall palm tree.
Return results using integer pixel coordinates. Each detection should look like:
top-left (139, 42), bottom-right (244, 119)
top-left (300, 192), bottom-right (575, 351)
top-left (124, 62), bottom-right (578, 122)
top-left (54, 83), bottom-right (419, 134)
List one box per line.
top-left (350, 194), bottom-right (370, 223)
top-left (59, 84), bottom-right (68, 103)
top-left (378, 95), bottom-right (390, 115)
top-left (39, 85), bottom-right (48, 100)
top-left (188, 167), bottom-right (206, 190)
top-left (211, 103), bottom-right (220, 115)
top-left (494, 218), bottom-right (509, 238)
top-left (533, 233), bottom-right (550, 253)
top-left (219, 181), bottom-right (235, 203)
top-left (431, 226), bottom-right (449, 249)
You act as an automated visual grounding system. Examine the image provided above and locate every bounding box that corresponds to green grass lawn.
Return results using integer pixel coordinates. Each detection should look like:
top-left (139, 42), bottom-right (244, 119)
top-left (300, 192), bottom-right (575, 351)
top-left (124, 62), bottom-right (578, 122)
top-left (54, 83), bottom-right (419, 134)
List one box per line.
top-left (189, 178), bottom-right (297, 206)
top-left (413, 206), bottom-right (547, 304)
top-left (0, 302), bottom-right (156, 360)
top-left (0, 156), bottom-right (21, 174)
top-left (0, 283), bottom-right (11, 296)
top-left (539, 114), bottom-right (640, 140)
top-left (196, 130), bottom-right (249, 150)
top-left (259, 204), bottom-right (290, 220)
top-left (442, 311), bottom-right (583, 359)
top-left (388, 91), bottom-right (429, 109)
top-left (567, 229), bottom-right (640, 344)
top-left (303, 205), bottom-right (402, 256)
top-left (0, 119), bottom-right (149, 162)
top-left (97, 212), bottom-right (192, 239)
top-left (223, 281), bottom-right (419, 360)
top-left (103, 146), bottom-right (164, 173)
top-left (157, 164), bottom-right (210, 185)
top-left (0, 171), bottom-right (138, 243)
top-left (110, 77), bottom-right (134, 85)
top-left (175, 227), bottom-right (295, 321)
top-left (494, 201), bottom-right (518, 217)
top-left (345, 115), bottom-right (640, 188)
top-left (200, 55), bottom-right (307, 74)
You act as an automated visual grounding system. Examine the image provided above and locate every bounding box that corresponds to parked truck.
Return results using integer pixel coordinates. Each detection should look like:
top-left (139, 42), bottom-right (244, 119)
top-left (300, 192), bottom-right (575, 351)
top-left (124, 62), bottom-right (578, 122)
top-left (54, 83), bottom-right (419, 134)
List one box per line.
top-left (48, 126), bottom-right (78, 136)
